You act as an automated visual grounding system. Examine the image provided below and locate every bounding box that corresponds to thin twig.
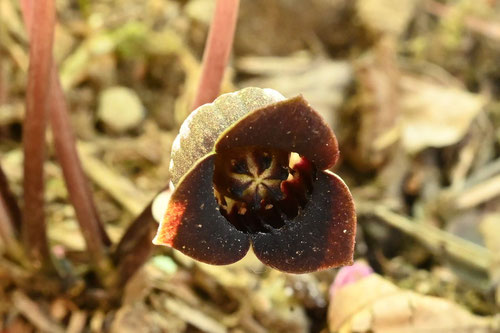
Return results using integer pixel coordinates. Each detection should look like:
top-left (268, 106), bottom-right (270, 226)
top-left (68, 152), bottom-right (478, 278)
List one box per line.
top-left (0, 167), bottom-right (25, 264)
top-left (454, 173), bottom-right (500, 210)
top-left (21, 0), bottom-right (56, 265)
top-left (20, 0), bottom-right (112, 275)
top-left (191, 0), bottom-right (240, 110)
top-left (0, 165), bottom-right (21, 233)
top-left (356, 201), bottom-right (492, 272)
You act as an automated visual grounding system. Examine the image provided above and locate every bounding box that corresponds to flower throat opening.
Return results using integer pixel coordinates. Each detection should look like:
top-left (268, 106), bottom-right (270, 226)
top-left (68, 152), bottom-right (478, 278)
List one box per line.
top-left (213, 146), bottom-right (315, 234)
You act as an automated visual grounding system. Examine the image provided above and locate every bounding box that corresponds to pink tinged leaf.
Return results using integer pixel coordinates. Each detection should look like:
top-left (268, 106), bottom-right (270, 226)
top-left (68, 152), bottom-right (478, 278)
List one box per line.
top-left (330, 262), bottom-right (373, 298)
top-left (154, 153), bottom-right (250, 265)
top-left (251, 170), bottom-right (356, 273)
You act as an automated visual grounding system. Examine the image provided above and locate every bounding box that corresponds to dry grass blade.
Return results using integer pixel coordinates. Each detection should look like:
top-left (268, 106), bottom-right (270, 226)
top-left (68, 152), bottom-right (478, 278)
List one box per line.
top-left (77, 143), bottom-right (151, 215)
top-left (356, 202), bottom-right (492, 272)
top-left (21, 0), bottom-right (56, 265)
top-left (0, 169), bottom-right (25, 264)
top-left (191, 0), bottom-right (240, 110)
top-left (0, 165), bottom-right (21, 235)
top-left (454, 173), bottom-right (500, 210)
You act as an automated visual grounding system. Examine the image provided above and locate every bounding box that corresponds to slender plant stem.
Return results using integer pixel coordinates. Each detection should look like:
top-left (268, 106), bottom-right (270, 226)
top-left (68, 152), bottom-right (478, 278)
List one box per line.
top-left (49, 76), bottom-right (113, 267)
top-left (114, 200), bottom-right (157, 287)
top-left (20, 0), bottom-right (112, 273)
top-left (21, 0), bottom-right (56, 266)
top-left (191, 0), bottom-right (240, 110)
top-left (19, 0), bottom-right (34, 33)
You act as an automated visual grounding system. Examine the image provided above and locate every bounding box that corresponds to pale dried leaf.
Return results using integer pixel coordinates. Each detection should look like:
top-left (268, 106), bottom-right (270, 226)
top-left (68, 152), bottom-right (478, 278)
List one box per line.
top-left (328, 274), bottom-right (496, 333)
top-left (400, 76), bottom-right (486, 153)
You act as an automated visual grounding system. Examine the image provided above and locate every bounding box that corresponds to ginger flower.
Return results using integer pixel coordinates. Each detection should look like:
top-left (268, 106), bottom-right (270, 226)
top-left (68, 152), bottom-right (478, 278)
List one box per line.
top-left (153, 88), bottom-right (356, 273)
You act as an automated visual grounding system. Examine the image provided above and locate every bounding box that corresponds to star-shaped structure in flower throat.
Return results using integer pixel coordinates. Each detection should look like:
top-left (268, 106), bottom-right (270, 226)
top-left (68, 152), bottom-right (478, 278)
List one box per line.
top-left (153, 87), bottom-right (356, 273)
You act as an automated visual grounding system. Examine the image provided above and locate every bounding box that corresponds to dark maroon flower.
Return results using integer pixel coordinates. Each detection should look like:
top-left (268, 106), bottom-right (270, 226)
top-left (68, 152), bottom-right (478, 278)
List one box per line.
top-left (153, 88), bottom-right (356, 273)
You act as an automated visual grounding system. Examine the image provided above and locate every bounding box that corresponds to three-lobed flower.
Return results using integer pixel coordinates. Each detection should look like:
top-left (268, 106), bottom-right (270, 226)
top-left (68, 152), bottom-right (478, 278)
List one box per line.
top-left (153, 88), bottom-right (356, 273)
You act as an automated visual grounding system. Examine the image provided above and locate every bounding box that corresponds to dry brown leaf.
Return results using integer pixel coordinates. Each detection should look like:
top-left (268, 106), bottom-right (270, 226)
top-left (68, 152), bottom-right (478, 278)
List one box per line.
top-left (400, 76), bottom-right (486, 153)
top-left (328, 274), bottom-right (497, 333)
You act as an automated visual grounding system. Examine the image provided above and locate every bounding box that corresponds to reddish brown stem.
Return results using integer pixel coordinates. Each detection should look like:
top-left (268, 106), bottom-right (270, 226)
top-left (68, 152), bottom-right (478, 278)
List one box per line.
top-left (114, 201), bottom-right (157, 287)
top-left (21, 0), bottom-right (56, 265)
top-left (20, 0), bottom-right (112, 271)
top-left (191, 0), bottom-right (240, 110)
top-left (49, 76), bottom-right (112, 259)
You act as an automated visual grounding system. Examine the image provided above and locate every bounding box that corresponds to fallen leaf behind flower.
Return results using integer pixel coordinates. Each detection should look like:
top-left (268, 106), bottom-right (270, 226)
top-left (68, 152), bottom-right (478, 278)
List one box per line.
top-left (400, 76), bottom-right (486, 153)
top-left (328, 274), bottom-right (497, 333)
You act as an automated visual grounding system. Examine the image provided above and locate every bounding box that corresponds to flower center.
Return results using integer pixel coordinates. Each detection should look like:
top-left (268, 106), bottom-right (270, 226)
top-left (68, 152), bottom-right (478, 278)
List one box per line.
top-left (213, 147), bottom-right (314, 234)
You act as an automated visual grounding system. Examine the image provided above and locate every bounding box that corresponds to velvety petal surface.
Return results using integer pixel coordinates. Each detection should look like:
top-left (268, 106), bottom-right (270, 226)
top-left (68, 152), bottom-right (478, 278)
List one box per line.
top-left (169, 87), bottom-right (285, 186)
top-left (251, 170), bottom-right (356, 273)
top-left (215, 96), bottom-right (339, 170)
top-left (153, 153), bottom-right (251, 265)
